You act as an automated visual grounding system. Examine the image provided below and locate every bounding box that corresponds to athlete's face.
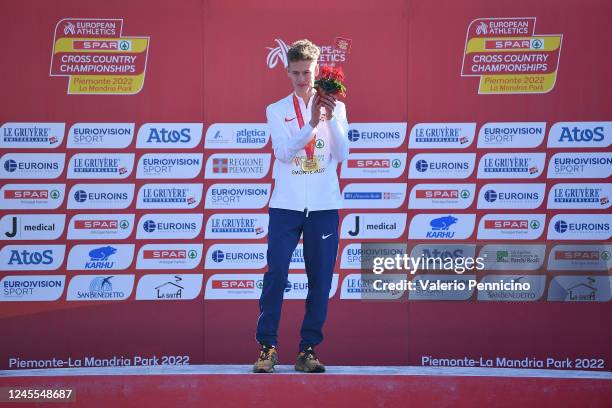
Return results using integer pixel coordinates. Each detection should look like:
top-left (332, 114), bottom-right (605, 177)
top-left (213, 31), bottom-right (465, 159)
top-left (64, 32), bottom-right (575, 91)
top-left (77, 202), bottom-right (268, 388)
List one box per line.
top-left (288, 59), bottom-right (319, 96)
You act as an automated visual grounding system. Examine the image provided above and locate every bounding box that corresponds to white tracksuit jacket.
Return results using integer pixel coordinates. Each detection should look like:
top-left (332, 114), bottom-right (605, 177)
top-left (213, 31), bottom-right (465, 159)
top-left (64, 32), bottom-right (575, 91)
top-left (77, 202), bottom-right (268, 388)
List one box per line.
top-left (266, 92), bottom-right (350, 212)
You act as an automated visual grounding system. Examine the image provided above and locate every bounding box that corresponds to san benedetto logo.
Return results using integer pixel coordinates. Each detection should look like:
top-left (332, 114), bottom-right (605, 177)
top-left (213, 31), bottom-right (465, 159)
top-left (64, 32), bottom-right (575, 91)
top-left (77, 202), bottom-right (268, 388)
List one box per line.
top-left (461, 17), bottom-right (563, 94)
top-left (50, 18), bottom-right (150, 94)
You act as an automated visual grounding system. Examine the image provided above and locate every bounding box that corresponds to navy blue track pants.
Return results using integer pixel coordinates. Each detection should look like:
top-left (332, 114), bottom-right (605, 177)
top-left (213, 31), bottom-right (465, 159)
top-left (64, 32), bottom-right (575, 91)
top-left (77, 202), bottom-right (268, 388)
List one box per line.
top-left (256, 207), bottom-right (339, 351)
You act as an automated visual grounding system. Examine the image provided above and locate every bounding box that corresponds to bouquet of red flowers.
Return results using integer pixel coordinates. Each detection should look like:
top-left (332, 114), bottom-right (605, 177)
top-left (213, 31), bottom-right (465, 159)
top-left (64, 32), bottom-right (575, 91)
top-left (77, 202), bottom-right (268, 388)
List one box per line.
top-left (314, 64), bottom-right (347, 97)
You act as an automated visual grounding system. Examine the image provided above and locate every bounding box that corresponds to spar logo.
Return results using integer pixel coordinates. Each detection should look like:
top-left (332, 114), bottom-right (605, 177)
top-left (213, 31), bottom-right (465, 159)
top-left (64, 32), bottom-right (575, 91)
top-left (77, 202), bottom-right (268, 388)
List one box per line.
top-left (135, 274), bottom-right (203, 300)
top-left (0, 275), bottom-right (65, 301)
top-left (547, 276), bottom-right (611, 302)
top-left (547, 122), bottom-right (611, 148)
top-left (0, 245), bottom-right (65, 271)
top-left (1, 123), bottom-right (65, 148)
top-left (478, 244), bottom-right (545, 271)
top-left (204, 124), bottom-right (269, 149)
top-left (136, 123), bottom-right (202, 149)
top-left (548, 183), bottom-right (611, 209)
top-left (408, 153), bottom-right (475, 179)
top-left (136, 244), bottom-right (202, 270)
top-left (477, 122), bottom-right (546, 148)
top-left (205, 213), bottom-right (268, 239)
top-left (0, 214), bottom-right (65, 241)
top-left (67, 123), bottom-right (134, 148)
top-left (67, 275), bottom-right (134, 301)
top-left (205, 154), bottom-right (271, 179)
top-left (408, 214), bottom-right (476, 240)
top-left (136, 153), bottom-right (203, 179)
top-left (477, 214), bottom-right (545, 240)
top-left (409, 184), bottom-right (475, 209)
top-left (0, 153), bottom-right (65, 179)
top-left (266, 37), bottom-right (348, 70)
top-left (136, 183), bottom-right (202, 209)
top-left (50, 18), bottom-right (150, 95)
top-left (67, 244), bottom-right (134, 271)
top-left (408, 123), bottom-right (475, 148)
top-left (548, 244), bottom-right (611, 271)
top-left (136, 213), bottom-right (202, 239)
top-left (68, 214), bottom-right (134, 240)
top-left (205, 244), bottom-right (267, 269)
top-left (342, 183), bottom-right (406, 209)
top-left (67, 153), bottom-right (134, 179)
top-left (68, 183), bottom-right (134, 209)
top-left (461, 17), bottom-right (563, 94)
top-left (0, 184), bottom-right (64, 210)
top-left (548, 214), bottom-right (611, 240)
top-left (204, 183), bottom-right (271, 209)
top-left (346, 123), bottom-right (406, 149)
top-left (340, 153), bottom-right (406, 179)
top-left (547, 152), bottom-right (612, 179)
top-left (477, 153), bottom-right (544, 179)
top-left (340, 213), bottom-right (407, 239)
top-left (478, 183), bottom-right (545, 209)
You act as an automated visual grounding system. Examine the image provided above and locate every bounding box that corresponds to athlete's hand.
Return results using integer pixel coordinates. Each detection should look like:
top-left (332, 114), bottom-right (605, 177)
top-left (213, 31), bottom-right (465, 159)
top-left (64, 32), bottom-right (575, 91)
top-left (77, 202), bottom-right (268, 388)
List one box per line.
top-left (318, 92), bottom-right (337, 120)
top-left (309, 93), bottom-right (322, 128)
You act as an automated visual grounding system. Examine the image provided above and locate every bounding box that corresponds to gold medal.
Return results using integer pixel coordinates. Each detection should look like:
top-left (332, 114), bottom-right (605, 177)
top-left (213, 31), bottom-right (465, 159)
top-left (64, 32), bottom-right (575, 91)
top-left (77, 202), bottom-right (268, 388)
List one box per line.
top-left (301, 157), bottom-right (320, 172)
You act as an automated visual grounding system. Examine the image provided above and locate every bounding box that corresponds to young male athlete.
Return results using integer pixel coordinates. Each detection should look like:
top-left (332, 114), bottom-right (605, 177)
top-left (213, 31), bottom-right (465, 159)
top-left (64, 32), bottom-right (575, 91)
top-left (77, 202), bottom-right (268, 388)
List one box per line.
top-left (253, 39), bottom-right (349, 373)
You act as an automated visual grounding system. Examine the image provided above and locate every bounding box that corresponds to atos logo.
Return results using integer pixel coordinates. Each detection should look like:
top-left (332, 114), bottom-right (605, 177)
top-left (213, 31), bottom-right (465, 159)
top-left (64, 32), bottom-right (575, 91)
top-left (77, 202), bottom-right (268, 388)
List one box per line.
top-left (484, 190), bottom-right (498, 202)
top-left (143, 220), bottom-right (156, 233)
top-left (136, 123), bottom-right (202, 149)
top-left (558, 127), bottom-right (604, 143)
top-left (74, 190), bottom-right (88, 202)
top-left (212, 250), bottom-right (225, 263)
top-left (555, 220), bottom-right (568, 233)
top-left (348, 129), bottom-right (360, 142)
top-left (416, 160), bottom-right (428, 172)
top-left (8, 249), bottom-right (53, 265)
top-left (4, 160), bottom-right (17, 172)
top-left (146, 128), bottom-right (191, 144)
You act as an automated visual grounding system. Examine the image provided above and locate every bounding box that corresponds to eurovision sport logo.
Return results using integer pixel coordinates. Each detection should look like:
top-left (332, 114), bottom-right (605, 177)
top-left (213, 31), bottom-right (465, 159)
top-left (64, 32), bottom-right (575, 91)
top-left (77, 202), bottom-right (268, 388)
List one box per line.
top-left (0, 275), bottom-right (65, 301)
top-left (67, 123), bottom-right (134, 148)
top-left (204, 183), bottom-right (271, 209)
top-left (340, 243), bottom-right (407, 270)
top-left (461, 17), bottom-right (563, 94)
top-left (547, 152), bottom-right (612, 179)
top-left (50, 18), bottom-right (150, 94)
top-left (0, 123), bottom-right (65, 149)
top-left (477, 122), bottom-right (546, 148)
top-left (136, 153), bottom-right (203, 179)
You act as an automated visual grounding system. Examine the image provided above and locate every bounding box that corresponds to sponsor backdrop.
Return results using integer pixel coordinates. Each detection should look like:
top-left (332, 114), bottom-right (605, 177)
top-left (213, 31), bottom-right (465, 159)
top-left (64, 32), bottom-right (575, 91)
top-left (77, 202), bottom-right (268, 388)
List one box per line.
top-left (1, 0), bottom-right (610, 371)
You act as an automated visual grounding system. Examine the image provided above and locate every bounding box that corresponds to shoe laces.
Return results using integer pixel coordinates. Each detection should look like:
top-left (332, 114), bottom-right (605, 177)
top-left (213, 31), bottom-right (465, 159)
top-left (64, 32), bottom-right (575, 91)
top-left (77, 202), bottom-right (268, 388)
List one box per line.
top-left (302, 347), bottom-right (318, 361)
top-left (259, 345), bottom-right (275, 361)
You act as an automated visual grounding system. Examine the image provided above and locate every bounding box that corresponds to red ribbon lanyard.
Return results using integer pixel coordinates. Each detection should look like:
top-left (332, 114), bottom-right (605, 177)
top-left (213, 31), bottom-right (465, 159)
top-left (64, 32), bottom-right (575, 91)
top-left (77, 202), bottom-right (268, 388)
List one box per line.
top-left (292, 94), bottom-right (305, 129)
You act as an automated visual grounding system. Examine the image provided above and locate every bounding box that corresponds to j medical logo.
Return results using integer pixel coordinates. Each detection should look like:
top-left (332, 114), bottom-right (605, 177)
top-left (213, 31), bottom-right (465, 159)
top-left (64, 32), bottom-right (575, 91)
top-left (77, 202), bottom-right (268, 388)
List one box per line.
top-left (547, 122), bottom-right (611, 148)
top-left (0, 184), bottom-right (64, 210)
top-left (477, 275), bottom-right (546, 302)
top-left (205, 153), bottom-right (271, 179)
top-left (547, 152), bottom-right (612, 179)
top-left (135, 274), bottom-right (203, 300)
top-left (340, 243), bottom-right (407, 270)
top-left (478, 214), bottom-right (545, 240)
top-left (205, 274), bottom-right (263, 299)
top-left (477, 153), bottom-right (545, 179)
top-left (67, 244), bottom-right (134, 271)
top-left (548, 276), bottom-right (611, 302)
top-left (136, 123), bottom-right (202, 149)
top-left (409, 275), bottom-right (475, 301)
top-left (67, 184), bottom-right (134, 209)
top-left (548, 244), bottom-right (611, 271)
top-left (1, 214), bottom-right (65, 241)
top-left (0, 275), bottom-right (65, 301)
top-left (67, 123), bottom-right (134, 148)
top-left (0, 245), bottom-right (65, 271)
top-left (67, 275), bottom-right (134, 301)
top-left (205, 244), bottom-right (267, 270)
top-left (340, 153), bottom-right (406, 179)
top-left (1, 153), bottom-right (65, 179)
top-left (408, 123), bottom-right (475, 149)
top-left (478, 244), bottom-right (545, 271)
top-left (408, 184), bottom-right (475, 210)
top-left (136, 183), bottom-right (202, 209)
top-left (1, 123), bottom-right (65, 148)
top-left (136, 153), bottom-right (203, 179)
top-left (410, 244), bottom-right (476, 264)
top-left (346, 123), bottom-right (406, 149)
top-left (205, 213), bottom-right (268, 239)
top-left (204, 124), bottom-right (269, 149)
top-left (548, 183), bottom-right (611, 209)
top-left (548, 214), bottom-right (611, 241)
top-left (67, 153), bottom-right (134, 179)
top-left (136, 244), bottom-right (202, 270)
top-left (408, 214), bottom-right (475, 240)
top-left (67, 214), bottom-right (134, 240)
top-left (477, 183), bottom-right (545, 209)
top-left (136, 213), bottom-right (202, 240)
top-left (204, 183), bottom-right (271, 209)
top-left (340, 213), bottom-right (407, 239)
top-left (342, 183), bottom-right (406, 209)
top-left (477, 122), bottom-right (546, 148)
top-left (408, 153), bottom-right (475, 179)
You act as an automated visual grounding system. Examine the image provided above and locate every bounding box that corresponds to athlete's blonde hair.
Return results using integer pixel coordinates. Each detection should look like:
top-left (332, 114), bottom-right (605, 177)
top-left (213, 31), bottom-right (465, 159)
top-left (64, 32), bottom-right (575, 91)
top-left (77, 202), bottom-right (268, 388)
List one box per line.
top-left (287, 39), bottom-right (320, 65)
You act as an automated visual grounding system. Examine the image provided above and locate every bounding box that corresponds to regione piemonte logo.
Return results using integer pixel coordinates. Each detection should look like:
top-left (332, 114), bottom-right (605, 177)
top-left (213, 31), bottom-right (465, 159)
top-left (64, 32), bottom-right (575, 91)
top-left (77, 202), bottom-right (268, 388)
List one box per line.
top-left (1, 153), bottom-right (65, 179)
top-left (408, 184), bottom-right (475, 210)
top-left (342, 183), bottom-right (406, 209)
top-left (477, 153), bottom-right (545, 179)
top-left (136, 244), bottom-right (202, 270)
top-left (136, 123), bottom-right (203, 149)
top-left (477, 214), bottom-right (545, 240)
top-left (67, 153), bottom-right (134, 179)
top-left (547, 122), bottom-right (611, 148)
top-left (0, 184), bottom-right (65, 210)
top-left (547, 214), bottom-right (611, 240)
top-left (67, 214), bottom-right (134, 240)
top-left (408, 214), bottom-right (476, 240)
top-left (50, 18), bottom-right (150, 95)
top-left (408, 153), bottom-right (475, 179)
top-left (340, 213), bottom-right (407, 239)
top-left (408, 123), bottom-right (475, 149)
top-left (347, 123), bottom-right (406, 149)
top-left (0, 123), bottom-right (65, 149)
top-left (477, 122), bottom-right (546, 148)
top-left (547, 152), bottom-right (612, 179)
top-left (204, 124), bottom-right (269, 149)
top-left (461, 17), bottom-right (563, 94)
top-left (205, 153), bottom-right (271, 179)
top-left (340, 153), bottom-right (406, 179)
